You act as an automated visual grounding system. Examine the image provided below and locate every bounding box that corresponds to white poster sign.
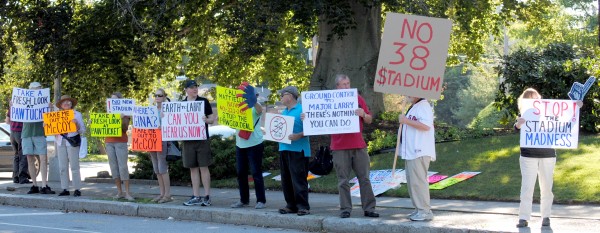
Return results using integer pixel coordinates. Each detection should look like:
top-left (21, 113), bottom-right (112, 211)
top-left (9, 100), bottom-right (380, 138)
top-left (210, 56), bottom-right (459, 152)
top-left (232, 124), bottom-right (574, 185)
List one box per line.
top-left (263, 113), bottom-right (294, 144)
top-left (10, 87), bottom-right (51, 122)
top-left (132, 106), bottom-right (160, 129)
top-left (161, 101), bottom-right (207, 141)
top-left (106, 98), bottom-right (136, 116)
top-left (301, 89), bottom-right (359, 136)
top-left (520, 99), bottom-right (579, 149)
top-left (374, 13), bottom-right (452, 99)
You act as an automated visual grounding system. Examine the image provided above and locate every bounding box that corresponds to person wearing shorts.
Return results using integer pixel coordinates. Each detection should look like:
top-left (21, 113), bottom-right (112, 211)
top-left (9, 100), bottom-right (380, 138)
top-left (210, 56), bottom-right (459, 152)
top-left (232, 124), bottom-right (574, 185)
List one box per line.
top-left (180, 80), bottom-right (215, 207)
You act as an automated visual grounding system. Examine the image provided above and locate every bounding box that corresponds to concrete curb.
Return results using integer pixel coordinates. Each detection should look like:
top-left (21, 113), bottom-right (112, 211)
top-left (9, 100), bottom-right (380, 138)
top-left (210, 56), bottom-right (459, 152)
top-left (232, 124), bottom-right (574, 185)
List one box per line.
top-left (84, 177), bottom-right (158, 186)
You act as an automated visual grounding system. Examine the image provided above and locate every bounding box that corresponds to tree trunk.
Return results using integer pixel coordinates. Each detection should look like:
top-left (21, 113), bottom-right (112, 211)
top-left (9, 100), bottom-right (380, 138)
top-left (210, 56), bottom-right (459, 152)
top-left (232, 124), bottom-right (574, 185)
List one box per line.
top-left (311, 2), bottom-right (384, 115)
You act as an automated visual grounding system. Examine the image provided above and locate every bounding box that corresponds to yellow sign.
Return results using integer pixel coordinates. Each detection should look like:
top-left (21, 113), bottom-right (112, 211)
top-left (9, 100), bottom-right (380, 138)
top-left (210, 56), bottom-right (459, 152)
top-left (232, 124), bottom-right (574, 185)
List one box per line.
top-left (43, 110), bottom-right (77, 135)
top-left (90, 113), bottom-right (122, 137)
top-left (216, 86), bottom-right (253, 131)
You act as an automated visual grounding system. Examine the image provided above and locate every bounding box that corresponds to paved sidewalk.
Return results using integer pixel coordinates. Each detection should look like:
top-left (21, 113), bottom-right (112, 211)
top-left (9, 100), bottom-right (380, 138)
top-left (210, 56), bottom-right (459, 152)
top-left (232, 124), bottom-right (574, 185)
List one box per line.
top-left (1, 176), bottom-right (600, 233)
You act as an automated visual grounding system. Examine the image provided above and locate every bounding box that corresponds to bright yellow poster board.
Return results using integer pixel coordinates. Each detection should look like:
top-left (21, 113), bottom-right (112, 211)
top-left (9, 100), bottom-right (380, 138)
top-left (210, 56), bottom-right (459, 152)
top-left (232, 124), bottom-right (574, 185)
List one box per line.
top-left (216, 86), bottom-right (253, 131)
top-left (43, 110), bottom-right (77, 135)
top-left (90, 113), bottom-right (122, 137)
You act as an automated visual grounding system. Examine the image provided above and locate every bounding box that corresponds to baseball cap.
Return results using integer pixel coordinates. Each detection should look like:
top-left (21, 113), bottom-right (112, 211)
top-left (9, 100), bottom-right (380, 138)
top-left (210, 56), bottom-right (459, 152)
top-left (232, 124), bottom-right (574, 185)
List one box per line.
top-left (278, 86), bottom-right (299, 99)
top-left (184, 80), bottom-right (198, 88)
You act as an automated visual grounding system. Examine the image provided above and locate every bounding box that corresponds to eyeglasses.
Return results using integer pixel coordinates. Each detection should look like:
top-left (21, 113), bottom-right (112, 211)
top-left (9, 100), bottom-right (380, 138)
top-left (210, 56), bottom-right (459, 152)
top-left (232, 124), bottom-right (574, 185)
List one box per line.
top-left (154, 94), bottom-right (165, 98)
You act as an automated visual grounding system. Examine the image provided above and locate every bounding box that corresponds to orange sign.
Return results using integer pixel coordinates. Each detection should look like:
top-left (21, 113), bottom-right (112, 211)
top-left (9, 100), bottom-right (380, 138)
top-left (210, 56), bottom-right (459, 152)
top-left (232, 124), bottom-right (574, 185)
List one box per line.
top-left (43, 110), bottom-right (77, 135)
top-left (131, 128), bottom-right (162, 152)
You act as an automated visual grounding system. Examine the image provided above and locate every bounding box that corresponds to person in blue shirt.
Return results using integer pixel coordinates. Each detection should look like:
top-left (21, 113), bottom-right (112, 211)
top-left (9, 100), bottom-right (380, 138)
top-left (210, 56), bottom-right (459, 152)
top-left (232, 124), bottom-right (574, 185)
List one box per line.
top-left (277, 86), bottom-right (311, 216)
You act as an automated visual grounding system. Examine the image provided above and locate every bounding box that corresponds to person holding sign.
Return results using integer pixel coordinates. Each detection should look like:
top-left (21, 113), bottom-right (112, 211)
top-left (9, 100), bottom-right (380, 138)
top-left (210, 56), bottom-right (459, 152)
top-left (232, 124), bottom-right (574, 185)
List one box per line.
top-left (5, 108), bottom-right (28, 184)
top-left (329, 74), bottom-right (379, 218)
top-left (149, 88), bottom-right (173, 203)
top-left (54, 95), bottom-right (85, 197)
top-left (277, 86), bottom-right (311, 216)
top-left (22, 82), bottom-right (55, 195)
top-left (231, 88), bottom-right (267, 209)
top-left (181, 80), bottom-right (215, 207)
top-left (105, 92), bottom-right (134, 201)
top-left (399, 96), bottom-right (436, 221)
top-left (514, 88), bottom-right (582, 228)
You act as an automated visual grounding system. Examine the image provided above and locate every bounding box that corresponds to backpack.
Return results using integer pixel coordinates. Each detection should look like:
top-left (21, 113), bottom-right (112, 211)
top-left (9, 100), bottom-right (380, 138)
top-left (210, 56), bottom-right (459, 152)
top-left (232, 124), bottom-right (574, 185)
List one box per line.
top-left (309, 146), bottom-right (333, 175)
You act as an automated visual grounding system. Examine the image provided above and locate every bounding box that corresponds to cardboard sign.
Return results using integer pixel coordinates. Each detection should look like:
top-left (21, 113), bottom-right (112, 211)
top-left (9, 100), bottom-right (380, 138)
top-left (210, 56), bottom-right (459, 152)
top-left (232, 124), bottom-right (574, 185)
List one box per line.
top-left (89, 113), bottom-right (122, 137)
top-left (216, 86), bottom-right (254, 131)
top-left (429, 171), bottom-right (480, 190)
top-left (428, 174), bottom-right (448, 184)
top-left (301, 89), bottom-right (360, 135)
top-left (161, 101), bottom-right (207, 141)
top-left (133, 106), bottom-right (160, 129)
top-left (43, 110), bottom-right (77, 135)
top-left (131, 128), bottom-right (162, 152)
top-left (10, 87), bottom-right (51, 122)
top-left (263, 113), bottom-right (294, 144)
top-left (519, 99), bottom-right (579, 149)
top-left (374, 13), bottom-right (452, 99)
top-left (568, 76), bottom-right (596, 101)
top-left (106, 98), bottom-right (135, 116)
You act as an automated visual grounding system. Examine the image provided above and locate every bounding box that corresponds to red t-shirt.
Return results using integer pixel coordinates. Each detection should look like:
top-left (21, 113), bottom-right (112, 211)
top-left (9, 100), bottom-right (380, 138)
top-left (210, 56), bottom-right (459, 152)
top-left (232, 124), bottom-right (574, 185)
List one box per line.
top-left (330, 95), bottom-right (369, 150)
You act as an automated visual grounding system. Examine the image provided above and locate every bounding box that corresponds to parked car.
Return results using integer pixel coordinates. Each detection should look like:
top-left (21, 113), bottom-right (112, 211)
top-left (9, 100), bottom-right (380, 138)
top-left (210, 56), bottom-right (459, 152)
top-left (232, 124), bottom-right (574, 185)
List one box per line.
top-left (0, 123), bottom-right (55, 176)
top-left (208, 125), bottom-right (236, 139)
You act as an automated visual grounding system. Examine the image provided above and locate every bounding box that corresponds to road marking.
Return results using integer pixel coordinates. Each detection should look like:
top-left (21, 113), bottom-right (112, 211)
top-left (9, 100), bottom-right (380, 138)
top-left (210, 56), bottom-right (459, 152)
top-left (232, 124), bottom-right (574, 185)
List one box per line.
top-left (0, 212), bottom-right (64, 217)
top-left (0, 222), bottom-right (101, 233)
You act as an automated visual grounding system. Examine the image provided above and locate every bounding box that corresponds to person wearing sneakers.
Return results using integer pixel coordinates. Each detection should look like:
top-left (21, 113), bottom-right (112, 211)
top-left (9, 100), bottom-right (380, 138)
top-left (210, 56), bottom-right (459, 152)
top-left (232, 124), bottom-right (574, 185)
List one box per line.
top-left (399, 96), bottom-right (436, 221)
top-left (21, 82), bottom-right (56, 195)
top-left (513, 88), bottom-right (582, 228)
top-left (54, 95), bottom-right (85, 197)
top-left (329, 74), bottom-right (379, 219)
top-left (149, 88), bottom-right (172, 204)
top-left (105, 92), bottom-right (134, 201)
top-left (277, 86), bottom-right (311, 216)
top-left (181, 80), bottom-right (215, 207)
top-left (231, 87), bottom-right (266, 210)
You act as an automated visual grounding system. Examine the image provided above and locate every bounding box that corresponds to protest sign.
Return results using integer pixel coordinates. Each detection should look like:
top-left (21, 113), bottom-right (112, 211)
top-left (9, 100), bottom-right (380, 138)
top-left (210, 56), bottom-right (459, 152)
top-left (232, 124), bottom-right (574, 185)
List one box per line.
top-left (349, 169), bottom-right (438, 197)
top-left (301, 89), bottom-right (359, 135)
top-left (161, 101), bottom-right (207, 141)
top-left (428, 174), bottom-right (448, 184)
top-left (263, 113), bottom-right (294, 144)
top-left (216, 86), bottom-right (254, 131)
top-left (568, 76), bottom-right (596, 101)
top-left (10, 87), bottom-right (51, 122)
top-left (131, 128), bottom-right (162, 152)
top-left (89, 113), bottom-right (122, 137)
top-left (429, 171), bottom-right (480, 190)
top-left (519, 99), bottom-right (579, 149)
top-left (106, 98), bottom-right (135, 116)
top-left (374, 13), bottom-right (452, 99)
top-left (272, 172), bottom-right (320, 181)
top-left (43, 110), bottom-right (77, 135)
top-left (133, 106), bottom-right (160, 129)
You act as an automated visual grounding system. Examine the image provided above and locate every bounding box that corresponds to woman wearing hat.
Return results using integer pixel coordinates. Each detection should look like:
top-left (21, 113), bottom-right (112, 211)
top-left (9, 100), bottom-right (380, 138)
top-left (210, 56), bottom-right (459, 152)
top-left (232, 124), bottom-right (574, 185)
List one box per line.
top-left (55, 95), bottom-right (86, 197)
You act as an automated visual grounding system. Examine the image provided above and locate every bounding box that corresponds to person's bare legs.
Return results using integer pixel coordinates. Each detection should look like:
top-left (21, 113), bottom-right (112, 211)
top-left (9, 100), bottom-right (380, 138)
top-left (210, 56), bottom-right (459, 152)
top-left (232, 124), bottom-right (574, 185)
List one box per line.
top-left (190, 167), bottom-right (201, 197)
top-left (115, 178), bottom-right (123, 196)
top-left (39, 155), bottom-right (48, 187)
top-left (26, 155), bottom-right (38, 186)
top-left (200, 166), bottom-right (211, 196)
top-left (163, 173), bottom-right (171, 197)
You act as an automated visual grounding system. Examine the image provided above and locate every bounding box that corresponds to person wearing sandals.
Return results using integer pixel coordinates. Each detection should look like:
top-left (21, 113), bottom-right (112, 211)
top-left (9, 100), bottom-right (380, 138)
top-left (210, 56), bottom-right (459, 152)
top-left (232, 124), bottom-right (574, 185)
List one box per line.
top-left (277, 86), bottom-right (311, 216)
top-left (55, 95), bottom-right (85, 197)
top-left (106, 92), bottom-right (134, 201)
top-left (514, 88), bottom-right (583, 228)
top-left (231, 89), bottom-right (266, 209)
top-left (149, 88), bottom-right (172, 203)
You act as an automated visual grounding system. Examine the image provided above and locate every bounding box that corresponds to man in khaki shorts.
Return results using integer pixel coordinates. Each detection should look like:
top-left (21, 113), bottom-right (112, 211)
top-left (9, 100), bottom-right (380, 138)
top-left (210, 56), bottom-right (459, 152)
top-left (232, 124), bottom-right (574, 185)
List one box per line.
top-left (180, 80), bottom-right (215, 207)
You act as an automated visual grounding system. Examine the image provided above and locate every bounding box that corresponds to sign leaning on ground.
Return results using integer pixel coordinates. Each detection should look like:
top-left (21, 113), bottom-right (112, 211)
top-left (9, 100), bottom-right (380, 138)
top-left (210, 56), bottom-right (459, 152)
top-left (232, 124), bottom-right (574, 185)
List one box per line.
top-left (106, 98), bottom-right (135, 116)
top-left (301, 89), bottom-right (359, 135)
top-left (161, 101), bottom-right (207, 141)
top-left (10, 87), bottom-right (51, 122)
top-left (519, 99), bottom-right (580, 149)
top-left (42, 109), bottom-right (77, 135)
top-left (374, 13), bottom-right (452, 99)
top-left (263, 113), bottom-right (294, 144)
top-left (132, 105), bottom-right (160, 129)
top-left (89, 113), bottom-right (122, 137)
top-left (216, 86), bottom-right (254, 131)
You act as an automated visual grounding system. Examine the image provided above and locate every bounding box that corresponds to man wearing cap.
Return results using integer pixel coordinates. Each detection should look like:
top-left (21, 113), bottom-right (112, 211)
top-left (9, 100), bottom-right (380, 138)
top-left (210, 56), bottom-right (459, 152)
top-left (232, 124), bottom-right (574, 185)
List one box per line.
top-left (277, 86), bottom-right (311, 216)
top-left (181, 80), bottom-right (215, 207)
top-left (6, 105), bottom-right (28, 184)
top-left (329, 74), bottom-right (379, 218)
top-left (23, 82), bottom-right (56, 194)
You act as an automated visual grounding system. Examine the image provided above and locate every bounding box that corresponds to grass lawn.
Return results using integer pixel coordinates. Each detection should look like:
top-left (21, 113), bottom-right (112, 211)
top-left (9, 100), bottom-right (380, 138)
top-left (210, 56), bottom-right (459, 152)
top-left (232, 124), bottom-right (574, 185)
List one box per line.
top-left (213, 134), bottom-right (600, 204)
top-left (80, 154), bottom-right (109, 162)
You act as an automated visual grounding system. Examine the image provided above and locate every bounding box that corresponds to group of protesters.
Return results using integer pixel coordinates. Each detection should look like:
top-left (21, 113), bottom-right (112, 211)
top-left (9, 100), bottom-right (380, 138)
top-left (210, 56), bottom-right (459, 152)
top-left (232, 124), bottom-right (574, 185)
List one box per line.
top-left (6, 75), bottom-right (564, 227)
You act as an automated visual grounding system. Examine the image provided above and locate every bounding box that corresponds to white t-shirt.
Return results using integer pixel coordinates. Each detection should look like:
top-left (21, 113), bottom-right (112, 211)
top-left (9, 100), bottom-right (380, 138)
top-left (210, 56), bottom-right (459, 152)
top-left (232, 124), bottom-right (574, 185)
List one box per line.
top-left (399, 100), bottom-right (436, 161)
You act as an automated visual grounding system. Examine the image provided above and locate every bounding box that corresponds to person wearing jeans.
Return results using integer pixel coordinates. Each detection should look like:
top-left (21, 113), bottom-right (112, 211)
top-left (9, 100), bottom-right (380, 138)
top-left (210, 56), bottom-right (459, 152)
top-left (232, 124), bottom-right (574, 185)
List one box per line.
top-left (55, 95), bottom-right (85, 197)
top-left (6, 109), bottom-right (28, 184)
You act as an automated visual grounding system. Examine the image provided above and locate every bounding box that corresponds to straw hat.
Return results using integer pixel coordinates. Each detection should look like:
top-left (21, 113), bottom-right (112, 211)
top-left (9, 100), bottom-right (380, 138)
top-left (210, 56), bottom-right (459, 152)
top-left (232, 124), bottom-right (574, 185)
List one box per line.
top-left (56, 95), bottom-right (78, 109)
